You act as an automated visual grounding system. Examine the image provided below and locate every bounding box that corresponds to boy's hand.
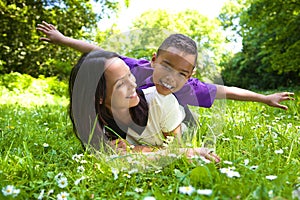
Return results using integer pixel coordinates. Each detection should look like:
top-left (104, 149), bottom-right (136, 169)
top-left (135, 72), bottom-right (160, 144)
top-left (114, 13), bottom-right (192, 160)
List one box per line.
top-left (36, 21), bottom-right (65, 44)
top-left (265, 92), bottom-right (295, 110)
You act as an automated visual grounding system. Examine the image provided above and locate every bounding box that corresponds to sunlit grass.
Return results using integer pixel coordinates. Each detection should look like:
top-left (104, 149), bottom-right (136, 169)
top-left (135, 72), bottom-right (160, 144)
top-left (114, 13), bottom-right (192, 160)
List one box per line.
top-left (0, 77), bottom-right (299, 199)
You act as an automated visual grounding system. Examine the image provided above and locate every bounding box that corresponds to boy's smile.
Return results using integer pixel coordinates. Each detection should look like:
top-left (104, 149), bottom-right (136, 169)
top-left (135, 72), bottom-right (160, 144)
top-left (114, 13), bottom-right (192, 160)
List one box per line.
top-left (152, 47), bottom-right (195, 95)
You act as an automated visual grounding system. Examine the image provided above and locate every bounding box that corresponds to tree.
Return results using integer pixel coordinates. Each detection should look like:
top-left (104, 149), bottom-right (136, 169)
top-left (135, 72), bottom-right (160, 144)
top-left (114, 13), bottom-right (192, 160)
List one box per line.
top-left (0, 0), bottom-right (119, 79)
top-left (219, 0), bottom-right (300, 89)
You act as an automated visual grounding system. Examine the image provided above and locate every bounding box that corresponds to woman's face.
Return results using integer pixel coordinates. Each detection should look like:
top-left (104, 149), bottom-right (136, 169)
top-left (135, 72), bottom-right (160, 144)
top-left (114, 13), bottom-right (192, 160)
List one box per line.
top-left (104, 58), bottom-right (140, 110)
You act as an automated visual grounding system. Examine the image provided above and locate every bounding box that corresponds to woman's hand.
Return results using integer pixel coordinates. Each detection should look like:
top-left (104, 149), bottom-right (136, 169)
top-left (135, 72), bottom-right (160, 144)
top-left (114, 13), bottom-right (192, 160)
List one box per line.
top-left (36, 21), bottom-right (66, 44)
top-left (184, 147), bottom-right (221, 163)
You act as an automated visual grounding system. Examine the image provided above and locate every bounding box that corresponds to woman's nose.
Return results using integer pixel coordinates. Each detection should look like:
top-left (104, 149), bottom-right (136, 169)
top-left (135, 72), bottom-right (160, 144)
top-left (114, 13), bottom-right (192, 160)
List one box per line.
top-left (128, 78), bottom-right (137, 88)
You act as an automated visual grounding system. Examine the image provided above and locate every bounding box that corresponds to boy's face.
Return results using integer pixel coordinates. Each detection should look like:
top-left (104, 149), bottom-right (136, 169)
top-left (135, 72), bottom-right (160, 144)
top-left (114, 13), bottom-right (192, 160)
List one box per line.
top-left (151, 47), bottom-right (195, 95)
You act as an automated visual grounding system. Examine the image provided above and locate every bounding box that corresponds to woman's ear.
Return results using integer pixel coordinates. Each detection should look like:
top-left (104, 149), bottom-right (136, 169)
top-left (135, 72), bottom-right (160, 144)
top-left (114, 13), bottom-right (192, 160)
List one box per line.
top-left (99, 98), bottom-right (103, 105)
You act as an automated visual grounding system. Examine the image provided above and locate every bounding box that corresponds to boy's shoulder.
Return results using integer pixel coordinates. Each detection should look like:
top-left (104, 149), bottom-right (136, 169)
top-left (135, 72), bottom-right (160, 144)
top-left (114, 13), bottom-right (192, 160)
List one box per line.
top-left (142, 86), bottom-right (179, 107)
top-left (119, 55), bottom-right (150, 68)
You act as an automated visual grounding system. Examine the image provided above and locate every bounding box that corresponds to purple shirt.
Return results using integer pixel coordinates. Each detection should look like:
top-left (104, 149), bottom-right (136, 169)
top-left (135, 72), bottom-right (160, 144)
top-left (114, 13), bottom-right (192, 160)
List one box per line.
top-left (120, 55), bottom-right (217, 108)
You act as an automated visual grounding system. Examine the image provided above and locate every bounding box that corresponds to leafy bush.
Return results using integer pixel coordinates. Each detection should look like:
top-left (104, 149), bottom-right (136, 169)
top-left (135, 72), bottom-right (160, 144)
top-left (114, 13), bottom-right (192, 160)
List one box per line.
top-left (0, 72), bottom-right (68, 97)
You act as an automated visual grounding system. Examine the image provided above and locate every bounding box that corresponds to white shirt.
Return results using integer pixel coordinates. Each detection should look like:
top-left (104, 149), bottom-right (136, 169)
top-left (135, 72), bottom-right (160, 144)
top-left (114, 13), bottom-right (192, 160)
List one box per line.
top-left (126, 86), bottom-right (185, 146)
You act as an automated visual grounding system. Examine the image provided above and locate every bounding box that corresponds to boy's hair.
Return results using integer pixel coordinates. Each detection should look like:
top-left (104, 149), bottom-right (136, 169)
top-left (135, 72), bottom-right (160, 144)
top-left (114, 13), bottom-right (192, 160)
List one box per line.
top-left (157, 33), bottom-right (198, 66)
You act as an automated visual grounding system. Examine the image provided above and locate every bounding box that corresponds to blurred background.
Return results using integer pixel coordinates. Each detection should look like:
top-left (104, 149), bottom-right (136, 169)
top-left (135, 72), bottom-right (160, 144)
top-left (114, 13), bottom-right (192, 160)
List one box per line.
top-left (1, 0), bottom-right (299, 90)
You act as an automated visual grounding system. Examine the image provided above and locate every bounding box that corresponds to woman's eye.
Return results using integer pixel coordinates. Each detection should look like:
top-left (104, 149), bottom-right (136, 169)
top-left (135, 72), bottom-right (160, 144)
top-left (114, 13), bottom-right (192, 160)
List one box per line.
top-left (116, 81), bottom-right (124, 88)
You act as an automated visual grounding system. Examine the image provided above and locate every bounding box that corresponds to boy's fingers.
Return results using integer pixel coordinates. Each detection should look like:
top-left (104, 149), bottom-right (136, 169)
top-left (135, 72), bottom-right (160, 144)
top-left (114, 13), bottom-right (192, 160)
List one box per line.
top-left (276, 103), bottom-right (288, 110)
top-left (282, 96), bottom-right (295, 101)
top-left (285, 92), bottom-right (294, 96)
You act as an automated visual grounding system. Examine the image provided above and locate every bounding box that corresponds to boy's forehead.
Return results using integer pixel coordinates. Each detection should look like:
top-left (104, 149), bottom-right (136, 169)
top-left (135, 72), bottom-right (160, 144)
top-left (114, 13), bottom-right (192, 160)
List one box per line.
top-left (159, 47), bottom-right (196, 64)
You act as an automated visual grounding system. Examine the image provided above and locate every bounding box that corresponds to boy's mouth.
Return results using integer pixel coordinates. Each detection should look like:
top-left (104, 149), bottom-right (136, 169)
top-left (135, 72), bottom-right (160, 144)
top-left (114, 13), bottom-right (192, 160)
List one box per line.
top-left (160, 80), bottom-right (174, 90)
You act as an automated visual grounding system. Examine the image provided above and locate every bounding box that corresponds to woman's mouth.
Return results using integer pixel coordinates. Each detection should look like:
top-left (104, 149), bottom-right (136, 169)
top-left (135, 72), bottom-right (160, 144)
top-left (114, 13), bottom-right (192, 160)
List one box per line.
top-left (126, 91), bottom-right (138, 99)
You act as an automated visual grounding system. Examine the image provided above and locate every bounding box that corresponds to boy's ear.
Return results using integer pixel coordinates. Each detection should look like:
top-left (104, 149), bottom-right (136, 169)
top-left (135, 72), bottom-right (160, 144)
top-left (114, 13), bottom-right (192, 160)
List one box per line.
top-left (151, 53), bottom-right (156, 62)
top-left (150, 53), bottom-right (157, 68)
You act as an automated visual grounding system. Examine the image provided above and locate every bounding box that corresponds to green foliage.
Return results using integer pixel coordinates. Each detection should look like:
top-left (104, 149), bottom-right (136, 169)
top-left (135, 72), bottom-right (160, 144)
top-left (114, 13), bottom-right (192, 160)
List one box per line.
top-left (219, 0), bottom-right (300, 89)
top-left (0, 0), bottom-right (120, 79)
top-left (95, 9), bottom-right (229, 83)
top-left (0, 72), bottom-right (68, 98)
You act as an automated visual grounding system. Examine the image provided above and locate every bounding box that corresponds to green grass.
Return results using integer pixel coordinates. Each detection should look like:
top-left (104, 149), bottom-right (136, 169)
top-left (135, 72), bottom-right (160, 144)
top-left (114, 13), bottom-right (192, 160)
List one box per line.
top-left (0, 77), bottom-right (299, 199)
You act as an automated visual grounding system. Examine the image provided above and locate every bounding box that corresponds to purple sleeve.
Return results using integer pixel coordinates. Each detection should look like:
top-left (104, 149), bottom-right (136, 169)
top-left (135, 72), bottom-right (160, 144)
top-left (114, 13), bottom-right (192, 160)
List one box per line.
top-left (174, 78), bottom-right (217, 108)
top-left (119, 55), bottom-right (150, 70)
top-left (119, 55), bottom-right (154, 88)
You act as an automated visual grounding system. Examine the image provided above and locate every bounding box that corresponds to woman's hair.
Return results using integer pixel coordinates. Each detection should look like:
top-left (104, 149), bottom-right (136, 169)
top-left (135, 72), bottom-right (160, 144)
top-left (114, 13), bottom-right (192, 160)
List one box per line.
top-left (69, 52), bottom-right (88, 145)
top-left (69, 50), bottom-right (148, 147)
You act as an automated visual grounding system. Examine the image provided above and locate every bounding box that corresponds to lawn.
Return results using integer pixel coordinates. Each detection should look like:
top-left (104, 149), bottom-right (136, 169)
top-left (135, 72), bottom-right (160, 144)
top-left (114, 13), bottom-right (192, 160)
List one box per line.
top-left (0, 73), bottom-right (299, 199)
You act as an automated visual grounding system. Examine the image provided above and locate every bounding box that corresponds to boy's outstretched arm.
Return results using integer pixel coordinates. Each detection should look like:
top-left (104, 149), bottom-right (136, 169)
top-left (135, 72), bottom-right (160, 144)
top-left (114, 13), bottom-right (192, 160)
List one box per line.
top-left (215, 85), bottom-right (295, 110)
top-left (36, 21), bottom-right (100, 53)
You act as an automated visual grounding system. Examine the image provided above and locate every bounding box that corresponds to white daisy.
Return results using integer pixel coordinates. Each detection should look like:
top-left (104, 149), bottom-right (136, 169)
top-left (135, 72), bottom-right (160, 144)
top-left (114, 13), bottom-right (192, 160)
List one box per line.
top-left (134, 187), bottom-right (143, 193)
top-left (234, 136), bottom-right (243, 140)
top-left (250, 165), bottom-right (258, 170)
top-left (292, 187), bottom-right (300, 200)
top-left (128, 168), bottom-right (138, 174)
top-left (222, 138), bottom-right (230, 141)
top-left (72, 153), bottom-right (84, 162)
top-left (274, 149), bottom-right (283, 154)
top-left (12, 188), bottom-right (20, 197)
top-left (143, 196), bottom-right (156, 200)
top-left (220, 167), bottom-right (240, 178)
top-left (54, 172), bottom-right (64, 181)
top-left (223, 160), bottom-right (233, 165)
top-left (197, 189), bottom-right (213, 196)
top-left (77, 165), bottom-right (85, 173)
top-left (43, 143), bottom-right (49, 147)
top-left (57, 191), bottom-right (69, 200)
top-left (57, 177), bottom-right (68, 188)
top-left (123, 174), bottom-right (131, 179)
top-left (2, 185), bottom-right (14, 196)
top-left (111, 168), bottom-right (119, 180)
top-left (266, 175), bottom-right (277, 180)
top-left (227, 170), bottom-right (241, 178)
top-left (47, 189), bottom-right (54, 195)
top-left (179, 185), bottom-right (195, 195)
top-left (74, 176), bottom-right (86, 185)
top-left (37, 189), bottom-right (45, 200)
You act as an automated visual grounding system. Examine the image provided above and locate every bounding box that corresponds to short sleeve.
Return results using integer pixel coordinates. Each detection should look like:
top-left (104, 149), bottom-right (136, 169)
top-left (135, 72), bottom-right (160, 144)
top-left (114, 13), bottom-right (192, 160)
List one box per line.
top-left (174, 78), bottom-right (217, 108)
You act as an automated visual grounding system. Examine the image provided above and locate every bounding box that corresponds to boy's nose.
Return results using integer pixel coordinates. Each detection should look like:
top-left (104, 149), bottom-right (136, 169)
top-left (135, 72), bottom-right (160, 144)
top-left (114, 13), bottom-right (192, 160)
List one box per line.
top-left (163, 75), bottom-right (176, 85)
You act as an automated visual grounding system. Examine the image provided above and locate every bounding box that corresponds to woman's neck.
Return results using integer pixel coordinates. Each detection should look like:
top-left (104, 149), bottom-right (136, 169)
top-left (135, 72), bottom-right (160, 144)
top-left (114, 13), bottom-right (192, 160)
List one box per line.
top-left (111, 107), bottom-right (132, 125)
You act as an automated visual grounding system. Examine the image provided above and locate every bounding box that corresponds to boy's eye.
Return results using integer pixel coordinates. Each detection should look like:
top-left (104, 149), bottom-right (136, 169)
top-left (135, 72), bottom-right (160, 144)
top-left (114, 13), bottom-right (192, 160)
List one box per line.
top-left (163, 65), bottom-right (172, 72)
top-left (179, 73), bottom-right (187, 78)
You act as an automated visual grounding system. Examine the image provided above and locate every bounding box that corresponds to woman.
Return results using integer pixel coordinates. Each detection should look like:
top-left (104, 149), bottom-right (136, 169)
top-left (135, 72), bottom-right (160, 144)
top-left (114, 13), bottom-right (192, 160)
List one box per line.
top-left (69, 50), bottom-right (220, 162)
